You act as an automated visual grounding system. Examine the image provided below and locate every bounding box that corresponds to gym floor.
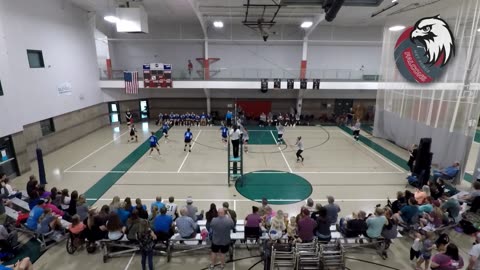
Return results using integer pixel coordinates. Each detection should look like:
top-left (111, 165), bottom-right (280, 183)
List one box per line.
top-left (10, 122), bottom-right (475, 270)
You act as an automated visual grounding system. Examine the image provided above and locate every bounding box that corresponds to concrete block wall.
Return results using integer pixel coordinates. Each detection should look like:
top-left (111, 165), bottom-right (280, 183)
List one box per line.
top-left (10, 132), bottom-right (29, 174)
top-left (22, 103), bottom-right (109, 164)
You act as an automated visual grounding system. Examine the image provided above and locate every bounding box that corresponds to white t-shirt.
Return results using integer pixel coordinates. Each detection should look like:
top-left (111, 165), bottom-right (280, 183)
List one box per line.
top-left (296, 141), bottom-right (304, 151)
top-left (229, 129), bottom-right (242, 140)
top-left (277, 125), bottom-right (285, 134)
top-left (469, 244), bottom-right (480, 270)
top-left (412, 238), bottom-right (421, 251)
top-left (166, 203), bottom-right (178, 218)
top-left (61, 197), bottom-right (71, 210)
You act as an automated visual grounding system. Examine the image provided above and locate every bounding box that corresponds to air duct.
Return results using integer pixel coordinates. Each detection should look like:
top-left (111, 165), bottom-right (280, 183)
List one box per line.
top-left (324, 0), bottom-right (345, 22)
top-left (116, 5), bottom-right (149, 33)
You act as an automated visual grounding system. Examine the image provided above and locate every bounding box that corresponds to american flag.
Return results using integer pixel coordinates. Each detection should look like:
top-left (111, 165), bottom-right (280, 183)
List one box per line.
top-left (124, 71), bottom-right (139, 94)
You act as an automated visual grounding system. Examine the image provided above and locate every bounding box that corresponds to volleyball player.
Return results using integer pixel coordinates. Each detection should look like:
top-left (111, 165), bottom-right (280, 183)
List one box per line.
top-left (148, 132), bottom-right (160, 157)
top-left (277, 123), bottom-right (285, 145)
top-left (352, 119), bottom-right (361, 141)
top-left (220, 123), bottom-right (228, 147)
top-left (241, 126), bottom-right (249, 153)
top-left (162, 122), bottom-right (170, 142)
top-left (295, 136), bottom-right (304, 162)
top-left (128, 124), bottom-right (138, 143)
top-left (125, 110), bottom-right (133, 126)
top-left (184, 128), bottom-right (193, 152)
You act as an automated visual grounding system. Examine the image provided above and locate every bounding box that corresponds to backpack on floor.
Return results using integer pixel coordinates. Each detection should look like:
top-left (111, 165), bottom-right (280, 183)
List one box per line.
top-left (407, 175), bottom-right (419, 188)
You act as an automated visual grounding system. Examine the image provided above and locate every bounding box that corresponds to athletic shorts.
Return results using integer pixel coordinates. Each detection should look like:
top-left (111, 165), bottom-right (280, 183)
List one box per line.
top-left (278, 134), bottom-right (283, 138)
top-left (211, 244), bottom-right (229, 254)
top-left (163, 130), bottom-right (168, 134)
top-left (244, 139), bottom-right (249, 143)
top-left (130, 132), bottom-right (135, 136)
top-left (184, 139), bottom-right (192, 143)
top-left (421, 253), bottom-right (431, 260)
top-left (150, 144), bottom-right (157, 148)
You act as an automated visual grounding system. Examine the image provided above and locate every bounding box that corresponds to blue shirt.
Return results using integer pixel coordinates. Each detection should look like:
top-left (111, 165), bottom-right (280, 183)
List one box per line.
top-left (0, 265), bottom-right (12, 270)
top-left (149, 135), bottom-right (158, 145)
top-left (443, 166), bottom-right (459, 178)
top-left (221, 127), bottom-right (228, 138)
top-left (366, 215), bottom-right (387, 238)
top-left (151, 201), bottom-right (165, 212)
top-left (153, 214), bottom-right (173, 233)
top-left (201, 114), bottom-right (206, 119)
top-left (26, 205), bottom-right (44, 230)
top-left (117, 208), bottom-right (131, 226)
top-left (162, 124), bottom-right (169, 131)
top-left (400, 205), bottom-right (419, 224)
top-left (184, 131), bottom-right (193, 140)
top-left (226, 112), bottom-right (232, 119)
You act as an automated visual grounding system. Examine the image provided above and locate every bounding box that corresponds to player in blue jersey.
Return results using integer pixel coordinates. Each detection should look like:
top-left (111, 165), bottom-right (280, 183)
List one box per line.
top-left (162, 122), bottom-right (170, 142)
top-left (184, 128), bottom-right (193, 152)
top-left (207, 113), bottom-right (212, 126)
top-left (200, 112), bottom-right (206, 126)
top-left (180, 114), bottom-right (186, 126)
top-left (148, 132), bottom-right (160, 156)
top-left (220, 123), bottom-right (228, 147)
top-left (195, 114), bottom-right (201, 127)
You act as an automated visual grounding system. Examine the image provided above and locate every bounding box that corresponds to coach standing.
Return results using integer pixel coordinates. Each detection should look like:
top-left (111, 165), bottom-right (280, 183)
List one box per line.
top-left (209, 208), bottom-right (234, 270)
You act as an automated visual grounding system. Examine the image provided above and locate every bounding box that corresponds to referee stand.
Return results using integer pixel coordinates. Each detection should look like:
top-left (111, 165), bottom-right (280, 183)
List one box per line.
top-left (227, 137), bottom-right (243, 187)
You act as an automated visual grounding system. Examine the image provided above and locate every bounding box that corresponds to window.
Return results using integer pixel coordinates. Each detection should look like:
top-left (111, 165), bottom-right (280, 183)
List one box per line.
top-left (40, 118), bottom-right (55, 136)
top-left (108, 102), bottom-right (120, 123)
top-left (27, 50), bottom-right (45, 68)
top-left (0, 80), bottom-right (3, 96)
top-left (140, 100), bottom-right (149, 119)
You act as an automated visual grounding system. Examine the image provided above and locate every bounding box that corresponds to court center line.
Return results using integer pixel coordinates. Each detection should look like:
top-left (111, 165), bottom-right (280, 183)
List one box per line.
top-left (177, 130), bottom-right (202, 173)
top-left (338, 129), bottom-right (405, 173)
top-left (270, 131), bottom-right (293, 173)
top-left (124, 252), bottom-right (135, 270)
top-left (64, 129), bottom-right (130, 172)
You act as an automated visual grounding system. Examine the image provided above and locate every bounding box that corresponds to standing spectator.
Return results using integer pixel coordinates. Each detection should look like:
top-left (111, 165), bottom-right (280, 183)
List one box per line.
top-left (258, 198), bottom-right (270, 216)
top-left (225, 111), bottom-right (233, 127)
top-left (137, 216), bottom-right (157, 270)
top-left (165, 196), bottom-right (178, 220)
top-left (185, 197), bottom-right (204, 221)
top-left (229, 125), bottom-right (242, 158)
top-left (324, 196), bottom-right (341, 225)
top-left (223, 202), bottom-right (237, 226)
top-left (431, 243), bottom-right (464, 270)
top-left (153, 207), bottom-right (174, 241)
top-left (352, 119), bottom-right (361, 141)
top-left (468, 233), bottom-right (480, 270)
top-left (310, 203), bottom-right (323, 220)
top-left (206, 203), bottom-right (218, 232)
top-left (208, 208), bottom-right (235, 270)
top-left (417, 231), bottom-right (435, 270)
top-left (188, 60), bottom-right (193, 77)
top-left (151, 196), bottom-right (165, 213)
top-left (26, 175), bottom-right (38, 198)
top-left (67, 190), bottom-right (79, 217)
top-left (176, 207), bottom-right (198, 239)
top-left (297, 209), bottom-right (317, 243)
top-left (408, 144), bottom-right (418, 174)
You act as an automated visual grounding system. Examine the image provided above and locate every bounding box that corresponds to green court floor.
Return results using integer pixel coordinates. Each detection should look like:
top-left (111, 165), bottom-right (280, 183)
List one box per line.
top-left (245, 125), bottom-right (278, 145)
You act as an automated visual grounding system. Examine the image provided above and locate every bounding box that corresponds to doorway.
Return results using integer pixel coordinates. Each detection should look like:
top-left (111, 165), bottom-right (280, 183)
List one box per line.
top-left (140, 100), bottom-right (149, 119)
top-left (108, 102), bottom-right (120, 123)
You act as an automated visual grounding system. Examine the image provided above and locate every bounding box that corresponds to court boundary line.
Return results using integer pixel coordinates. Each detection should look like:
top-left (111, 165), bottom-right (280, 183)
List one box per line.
top-left (64, 170), bottom-right (402, 174)
top-left (124, 252), bottom-right (135, 270)
top-left (63, 129), bottom-right (130, 172)
top-left (177, 130), bottom-right (202, 173)
top-left (86, 198), bottom-right (388, 202)
top-left (338, 128), bottom-right (405, 173)
top-left (270, 131), bottom-right (293, 173)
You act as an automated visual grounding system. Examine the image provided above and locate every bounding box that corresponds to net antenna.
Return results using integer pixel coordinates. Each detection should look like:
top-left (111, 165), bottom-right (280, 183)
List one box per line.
top-left (243, 0), bottom-right (283, 42)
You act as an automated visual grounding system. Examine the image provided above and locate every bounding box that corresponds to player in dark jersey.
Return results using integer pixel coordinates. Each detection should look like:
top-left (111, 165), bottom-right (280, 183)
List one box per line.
top-left (220, 123), bottom-right (228, 147)
top-left (125, 110), bottom-right (133, 126)
top-left (128, 124), bottom-right (138, 143)
top-left (148, 132), bottom-right (160, 157)
top-left (184, 128), bottom-right (193, 152)
top-left (162, 122), bottom-right (170, 142)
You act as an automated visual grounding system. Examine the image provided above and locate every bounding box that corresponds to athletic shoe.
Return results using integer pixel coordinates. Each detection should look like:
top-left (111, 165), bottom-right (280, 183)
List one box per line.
top-left (301, 157), bottom-right (304, 162)
top-left (189, 150), bottom-right (191, 152)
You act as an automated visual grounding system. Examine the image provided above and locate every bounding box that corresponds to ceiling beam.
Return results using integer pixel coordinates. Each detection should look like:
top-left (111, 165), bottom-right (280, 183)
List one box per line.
top-left (187, 0), bottom-right (208, 39)
top-left (304, 13), bottom-right (325, 39)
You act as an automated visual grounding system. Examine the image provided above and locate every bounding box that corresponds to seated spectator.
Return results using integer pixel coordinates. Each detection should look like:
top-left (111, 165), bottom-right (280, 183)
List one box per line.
top-left (135, 198), bottom-right (148, 220)
top-left (305, 198), bottom-right (316, 214)
top-left (258, 198), bottom-right (270, 216)
top-left (209, 208), bottom-right (235, 270)
top-left (391, 191), bottom-right (406, 214)
top-left (26, 175), bottom-right (38, 198)
top-left (49, 187), bottom-right (61, 207)
top-left (262, 206), bottom-right (274, 228)
top-left (36, 208), bottom-right (61, 235)
top-left (149, 205), bottom-right (159, 224)
top-left (109, 196), bottom-right (121, 213)
top-left (165, 196), bottom-right (178, 220)
top-left (287, 216), bottom-right (297, 241)
top-left (405, 190), bottom-right (414, 202)
top-left (106, 212), bottom-right (125, 241)
top-left (432, 162), bottom-right (460, 182)
top-left (37, 185), bottom-right (50, 199)
top-left (415, 185), bottom-right (431, 205)
top-left (85, 206), bottom-right (109, 245)
top-left (418, 197), bottom-right (434, 215)
top-left (67, 191), bottom-right (78, 217)
top-left (25, 200), bottom-right (45, 231)
top-left (153, 207), bottom-right (174, 241)
top-left (0, 257), bottom-right (33, 270)
top-left (421, 206), bottom-right (447, 229)
top-left (310, 203), bottom-right (323, 220)
top-left (117, 203), bottom-right (132, 226)
top-left (44, 197), bottom-right (64, 217)
top-left (381, 208), bottom-right (398, 241)
top-left (339, 210), bottom-right (367, 238)
top-left (176, 207), bottom-right (198, 239)
top-left (123, 197), bottom-right (134, 213)
top-left (223, 202), bottom-right (237, 226)
top-left (297, 209), bottom-right (317, 243)
top-left (185, 197), bottom-right (204, 221)
top-left (431, 243), bottom-right (464, 270)
top-left (150, 196), bottom-right (164, 214)
top-left (28, 191), bottom-right (41, 210)
top-left (395, 198), bottom-right (419, 225)
top-left (245, 206), bottom-right (262, 229)
top-left (429, 179), bottom-right (445, 200)
top-left (205, 203), bottom-right (218, 232)
top-left (315, 207), bottom-right (331, 242)
top-left (268, 210), bottom-right (286, 240)
top-left (60, 189), bottom-right (70, 211)
top-left (459, 181), bottom-right (480, 204)
top-left (1, 178), bottom-right (21, 199)
top-left (76, 195), bottom-right (89, 221)
top-left (441, 197), bottom-right (462, 223)
top-left (68, 214), bottom-right (86, 236)
top-left (325, 196), bottom-right (341, 225)
top-left (366, 207), bottom-right (388, 239)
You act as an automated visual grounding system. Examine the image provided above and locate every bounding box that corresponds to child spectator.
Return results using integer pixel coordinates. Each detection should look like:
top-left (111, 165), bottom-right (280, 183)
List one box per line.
top-left (416, 231), bottom-right (435, 270)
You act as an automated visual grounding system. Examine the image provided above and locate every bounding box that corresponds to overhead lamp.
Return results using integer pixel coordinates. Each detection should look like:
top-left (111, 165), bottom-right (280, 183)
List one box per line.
top-left (104, 15), bottom-right (119, 23)
top-left (301, 21), bottom-right (313, 28)
top-left (213, 21), bottom-right (224, 28)
top-left (478, 28), bottom-right (480, 32)
top-left (389, 25), bottom-right (406, 31)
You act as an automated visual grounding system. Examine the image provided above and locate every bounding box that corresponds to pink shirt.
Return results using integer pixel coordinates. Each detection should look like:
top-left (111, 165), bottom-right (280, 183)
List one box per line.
top-left (69, 223), bottom-right (85, 234)
top-left (45, 203), bottom-right (64, 217)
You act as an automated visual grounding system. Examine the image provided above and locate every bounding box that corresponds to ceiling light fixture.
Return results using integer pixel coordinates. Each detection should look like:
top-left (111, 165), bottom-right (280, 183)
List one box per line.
top-left (301, 21), bottom-right (313, 28)
top-left (389, 25), bottom-right (406, 31)
top-left (478, 28), bottom-right (480, 32)
top-left (213, 21), bottom-right (224, 28)
top-left (104, 15), bottom-right (119, 23)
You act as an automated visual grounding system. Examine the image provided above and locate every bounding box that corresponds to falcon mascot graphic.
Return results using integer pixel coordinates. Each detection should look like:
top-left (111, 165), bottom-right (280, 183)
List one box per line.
top-left (410, 15), bottom-right (455, 66)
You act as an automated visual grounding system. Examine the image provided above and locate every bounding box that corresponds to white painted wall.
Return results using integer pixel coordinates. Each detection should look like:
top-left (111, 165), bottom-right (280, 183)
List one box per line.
top-left (0, 0), bottom-right (103, 137)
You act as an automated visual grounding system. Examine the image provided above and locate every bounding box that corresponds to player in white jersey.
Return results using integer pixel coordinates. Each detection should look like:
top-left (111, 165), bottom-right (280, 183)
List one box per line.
top-left (240, 125), bottom-right (249, 153)
top-left (277, 123), bottom-right (285, 145)
top-left (295, 136), bottom-right (304, 162)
